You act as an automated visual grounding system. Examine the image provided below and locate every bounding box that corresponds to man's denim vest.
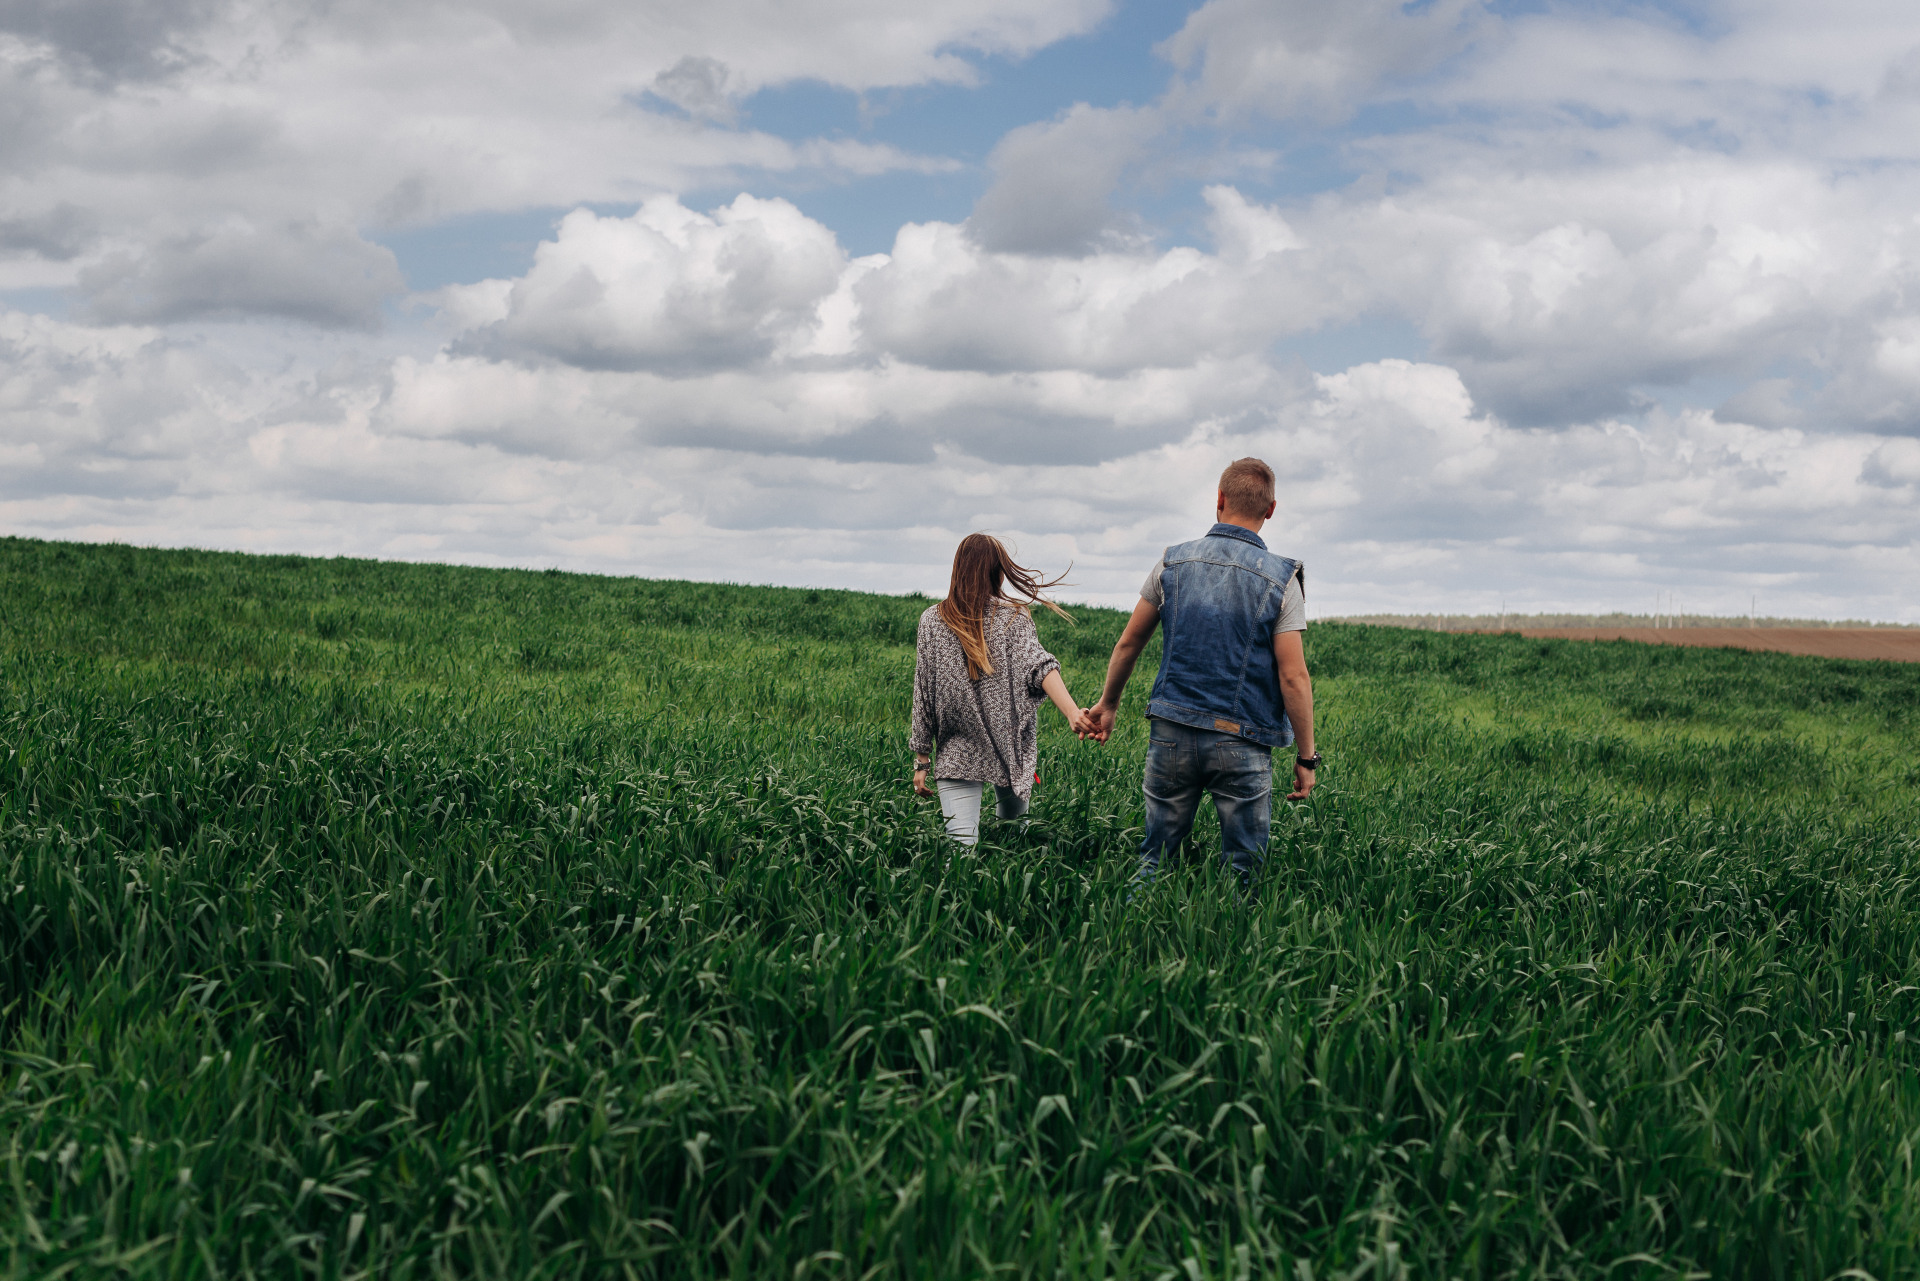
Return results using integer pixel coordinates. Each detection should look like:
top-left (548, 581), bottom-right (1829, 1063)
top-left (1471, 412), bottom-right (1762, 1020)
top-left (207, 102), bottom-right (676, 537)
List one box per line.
top-left (1147, 523), bottom-right (1300, 748)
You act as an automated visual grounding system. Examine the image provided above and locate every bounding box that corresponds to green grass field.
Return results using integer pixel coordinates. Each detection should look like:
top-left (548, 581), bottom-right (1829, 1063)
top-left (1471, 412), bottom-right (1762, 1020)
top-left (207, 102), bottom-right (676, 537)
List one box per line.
top-left (5, 535), bottom-right (1920, 1280)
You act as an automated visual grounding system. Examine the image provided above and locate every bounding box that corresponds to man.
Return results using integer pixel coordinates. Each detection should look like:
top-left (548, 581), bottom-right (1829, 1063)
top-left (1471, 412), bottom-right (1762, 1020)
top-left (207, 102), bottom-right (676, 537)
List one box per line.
top-left (1081, 457), bottom-right (1318, 887)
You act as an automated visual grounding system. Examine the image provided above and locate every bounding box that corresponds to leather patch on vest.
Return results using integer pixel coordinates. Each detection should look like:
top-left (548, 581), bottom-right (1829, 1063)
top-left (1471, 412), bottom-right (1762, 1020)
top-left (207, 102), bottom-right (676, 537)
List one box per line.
top-left (1213, 718), bottom-right (1241, 733)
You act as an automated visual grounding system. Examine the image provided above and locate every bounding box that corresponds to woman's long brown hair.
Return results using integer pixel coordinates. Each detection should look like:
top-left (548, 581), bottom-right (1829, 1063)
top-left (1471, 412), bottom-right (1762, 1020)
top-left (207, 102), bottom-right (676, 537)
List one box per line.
top-left (937, 533), bottom-right (1072, 680)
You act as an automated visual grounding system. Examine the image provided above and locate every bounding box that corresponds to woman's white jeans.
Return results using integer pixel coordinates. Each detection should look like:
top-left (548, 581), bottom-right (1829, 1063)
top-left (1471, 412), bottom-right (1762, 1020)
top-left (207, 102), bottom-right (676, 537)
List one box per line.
top-left (936, 779), bottom-right (1029, 846)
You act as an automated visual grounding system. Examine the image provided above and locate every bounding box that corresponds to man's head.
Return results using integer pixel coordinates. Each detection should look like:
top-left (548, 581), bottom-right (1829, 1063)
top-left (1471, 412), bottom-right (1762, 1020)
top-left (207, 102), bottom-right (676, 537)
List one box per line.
top-left (1215, 457), bottom-right (1276, 527)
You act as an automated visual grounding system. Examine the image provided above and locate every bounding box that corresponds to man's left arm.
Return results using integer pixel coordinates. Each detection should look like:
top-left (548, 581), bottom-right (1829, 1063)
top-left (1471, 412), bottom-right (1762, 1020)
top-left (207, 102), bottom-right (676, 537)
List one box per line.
top-left (1274, 630), bottom-right (1316, 799)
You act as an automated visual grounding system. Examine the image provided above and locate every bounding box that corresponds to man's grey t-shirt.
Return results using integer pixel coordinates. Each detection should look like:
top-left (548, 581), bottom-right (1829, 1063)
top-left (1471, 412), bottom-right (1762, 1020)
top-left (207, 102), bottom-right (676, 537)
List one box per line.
top-left (1140, 555), bottom-right (1306, 632)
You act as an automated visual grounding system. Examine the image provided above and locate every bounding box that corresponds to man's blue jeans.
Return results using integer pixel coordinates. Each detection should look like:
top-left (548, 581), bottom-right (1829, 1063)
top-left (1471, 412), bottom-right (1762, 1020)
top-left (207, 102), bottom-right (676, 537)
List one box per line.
top-left (1139, 717), bottom-right (1273, 887)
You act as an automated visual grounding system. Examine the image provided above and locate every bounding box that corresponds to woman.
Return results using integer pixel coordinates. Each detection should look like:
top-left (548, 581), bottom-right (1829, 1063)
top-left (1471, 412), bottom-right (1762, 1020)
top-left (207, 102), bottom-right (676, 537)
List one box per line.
top-left (910, 533), bottom-right (1086, 845)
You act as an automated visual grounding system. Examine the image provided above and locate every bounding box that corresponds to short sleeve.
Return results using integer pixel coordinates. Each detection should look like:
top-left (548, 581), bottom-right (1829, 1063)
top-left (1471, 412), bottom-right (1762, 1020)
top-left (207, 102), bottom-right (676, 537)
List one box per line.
top-left (1140, 558), bottom-right (1165, 607)
top-left (1275, 565), bottom-right (1307, 633)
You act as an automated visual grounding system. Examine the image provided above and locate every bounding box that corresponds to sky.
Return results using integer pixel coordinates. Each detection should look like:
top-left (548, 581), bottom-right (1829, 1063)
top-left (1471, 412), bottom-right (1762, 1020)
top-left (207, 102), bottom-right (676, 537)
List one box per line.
top-left (3, 0), bottom-right (1919, 619)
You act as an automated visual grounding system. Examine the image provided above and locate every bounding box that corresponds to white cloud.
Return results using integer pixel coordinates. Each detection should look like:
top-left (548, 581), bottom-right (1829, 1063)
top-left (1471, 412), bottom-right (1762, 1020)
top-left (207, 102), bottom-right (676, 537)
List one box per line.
top-left (1299, 158), bottom-right (1906, 425)
top-left (0, 310), bottom-right (253, 500)
top-left (7, 289), bottom-right (1917, 620)
top-left (858, 187), bottom-right (1346, 373)
top-left (462, 196), bottom-right (847, 372)
top-left (968, 104), bottom-right (1159, 254)
top-left (1862, 437), bottom-right (1920, 488)
top-left (0, 0), bottom-right (1107, 327)
top-left (430, 185), bottom-right (1343, 382)
top-left (1445, 0), bottom-right (1920, 161)
top-left (6, 0), bottom-right (1920, 620)
top-left (1161, 0), bottom-right (1484, 123)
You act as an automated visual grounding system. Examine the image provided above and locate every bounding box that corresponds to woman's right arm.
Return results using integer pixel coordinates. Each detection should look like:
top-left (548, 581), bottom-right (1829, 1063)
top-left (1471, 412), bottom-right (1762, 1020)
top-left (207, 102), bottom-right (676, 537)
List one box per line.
top-left (1012, 609), bottom-right (1081, 728)
top-left (1039, 667), bottom-right (1081, 726)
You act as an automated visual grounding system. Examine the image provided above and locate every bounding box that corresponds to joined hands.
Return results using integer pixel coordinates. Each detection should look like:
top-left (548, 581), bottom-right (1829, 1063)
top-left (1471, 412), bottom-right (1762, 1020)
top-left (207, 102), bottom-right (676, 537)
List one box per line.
top-left (1072, 704), bottom-right (1115, 743)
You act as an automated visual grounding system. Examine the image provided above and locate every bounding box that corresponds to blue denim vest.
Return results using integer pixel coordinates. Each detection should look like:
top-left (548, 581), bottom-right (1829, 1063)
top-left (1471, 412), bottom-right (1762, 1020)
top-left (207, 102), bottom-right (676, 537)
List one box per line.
top-left (1147, 523), bottom-right (1300, 748)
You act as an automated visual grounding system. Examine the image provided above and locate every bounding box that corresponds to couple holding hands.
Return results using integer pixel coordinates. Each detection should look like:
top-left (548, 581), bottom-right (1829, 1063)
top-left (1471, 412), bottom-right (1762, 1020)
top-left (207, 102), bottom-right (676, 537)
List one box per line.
top-left (909, 458), bottom-right (1319, 887)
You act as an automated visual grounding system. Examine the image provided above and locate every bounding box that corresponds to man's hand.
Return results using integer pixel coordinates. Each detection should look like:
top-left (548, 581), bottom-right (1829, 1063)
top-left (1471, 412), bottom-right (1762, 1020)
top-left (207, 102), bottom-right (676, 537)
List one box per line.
top-left (1286, 761), bottom-right (1315, 800)
top-left (1080, 703), bottom-right (1116, 743)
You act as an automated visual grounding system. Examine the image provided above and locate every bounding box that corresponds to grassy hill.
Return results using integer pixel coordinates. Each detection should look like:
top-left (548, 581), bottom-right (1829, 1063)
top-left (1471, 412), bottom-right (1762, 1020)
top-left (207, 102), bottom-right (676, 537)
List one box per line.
top-left (4, 535), bottom-right (1920, 1279)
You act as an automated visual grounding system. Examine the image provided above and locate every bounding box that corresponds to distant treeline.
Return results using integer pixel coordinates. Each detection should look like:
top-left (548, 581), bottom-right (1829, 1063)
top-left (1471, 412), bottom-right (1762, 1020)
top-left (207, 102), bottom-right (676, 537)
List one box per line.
top-left (1335, 612), bottom-right (1919, 630)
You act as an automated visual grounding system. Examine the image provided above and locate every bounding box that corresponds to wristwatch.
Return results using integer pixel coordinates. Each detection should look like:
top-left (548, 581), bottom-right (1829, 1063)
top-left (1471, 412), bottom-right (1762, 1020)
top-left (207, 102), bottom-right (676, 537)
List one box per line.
top-left (1296, 752), bottom-right (1322, 771)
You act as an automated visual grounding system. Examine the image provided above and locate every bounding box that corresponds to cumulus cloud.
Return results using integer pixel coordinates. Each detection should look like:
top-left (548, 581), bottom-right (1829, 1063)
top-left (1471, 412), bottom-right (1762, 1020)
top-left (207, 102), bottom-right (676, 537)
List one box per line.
top-left (429, 180), bottom-right (1398, 388)
top-left (0, 0), bottom-right (1107, 333)
top-left (1302, 160), bottom-right (1888, 425)
top-left (8, 303), bottom-right (1917, 619)
top-left (858, 187), bottom-right (1347, 373)
top-left (79, 219), bottom-right (405, 328)
top-left (462, 196), bottom-right (847, 372)
top-left (0, 310), bottom-right (253, 500)
top-left (7, 0), bottom-right (1920, 619)
top-left (1, 0), bottom-right (1109, 197)
top-left (1122, 0), bottom-right (1920, 440)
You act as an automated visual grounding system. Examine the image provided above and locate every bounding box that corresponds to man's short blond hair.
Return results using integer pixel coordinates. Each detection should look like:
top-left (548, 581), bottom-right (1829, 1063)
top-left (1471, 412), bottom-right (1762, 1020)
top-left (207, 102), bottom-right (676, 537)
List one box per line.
top-left (1218, 457), bottom-right (1275, 518)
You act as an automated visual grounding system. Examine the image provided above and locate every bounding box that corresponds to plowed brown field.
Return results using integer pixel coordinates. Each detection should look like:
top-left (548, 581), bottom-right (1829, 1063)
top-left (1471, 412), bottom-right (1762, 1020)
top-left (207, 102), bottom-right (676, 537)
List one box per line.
top-left (1468, 626), bottom-right (1920, 662)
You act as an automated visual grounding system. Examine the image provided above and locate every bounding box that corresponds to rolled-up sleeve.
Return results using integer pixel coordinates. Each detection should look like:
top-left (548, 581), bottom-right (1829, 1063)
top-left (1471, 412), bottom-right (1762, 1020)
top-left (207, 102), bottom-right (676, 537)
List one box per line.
top-left (910, 614), bottom-right (937, 755)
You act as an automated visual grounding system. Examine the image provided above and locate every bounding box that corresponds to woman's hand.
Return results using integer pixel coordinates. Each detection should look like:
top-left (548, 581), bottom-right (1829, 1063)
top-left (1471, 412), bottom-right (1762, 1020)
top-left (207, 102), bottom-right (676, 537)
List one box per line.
top-left (913, 766), bottom-right (934, 798)
top-left (1041, 669), bottom-right (1084, 731)
top-left (1078, 703), bottom-right (1116, 743)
